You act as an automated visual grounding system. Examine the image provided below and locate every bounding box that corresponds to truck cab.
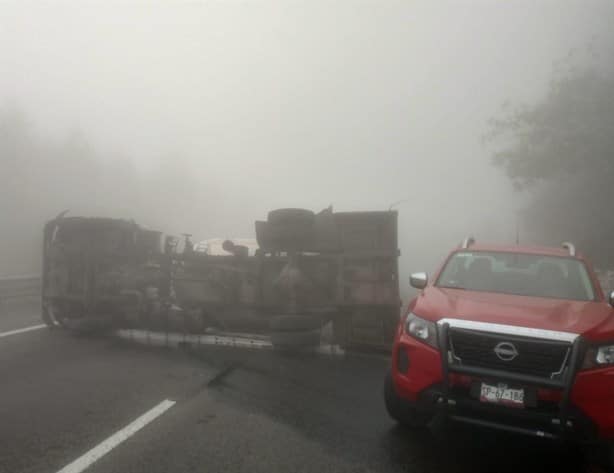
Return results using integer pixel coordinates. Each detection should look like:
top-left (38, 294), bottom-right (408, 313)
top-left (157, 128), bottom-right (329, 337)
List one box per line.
top-left (42, 215), bottom-right (171, 331)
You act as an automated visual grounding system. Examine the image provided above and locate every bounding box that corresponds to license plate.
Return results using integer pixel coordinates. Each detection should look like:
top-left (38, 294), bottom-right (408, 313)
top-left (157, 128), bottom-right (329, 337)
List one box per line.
top-left (480, 382), bottom-right (524, 408)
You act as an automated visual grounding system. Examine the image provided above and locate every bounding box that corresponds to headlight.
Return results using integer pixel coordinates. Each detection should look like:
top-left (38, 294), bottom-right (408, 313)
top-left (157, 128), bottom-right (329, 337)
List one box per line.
top-left (405, 313), bottom-right (439, 349)
top-left (596, 345), bottom-right (614, 365)
top-left (581, 344), bottom-right (614, 370)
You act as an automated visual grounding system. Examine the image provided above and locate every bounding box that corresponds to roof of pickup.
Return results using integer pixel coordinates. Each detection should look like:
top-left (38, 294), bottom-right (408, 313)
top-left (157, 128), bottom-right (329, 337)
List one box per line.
top-left (459, 243), bottom-right (583, 259)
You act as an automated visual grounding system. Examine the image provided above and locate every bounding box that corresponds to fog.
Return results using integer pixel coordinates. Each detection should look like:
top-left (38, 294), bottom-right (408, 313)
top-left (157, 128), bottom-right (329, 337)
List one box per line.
top-left (1, 1), bottom-right (612, 290)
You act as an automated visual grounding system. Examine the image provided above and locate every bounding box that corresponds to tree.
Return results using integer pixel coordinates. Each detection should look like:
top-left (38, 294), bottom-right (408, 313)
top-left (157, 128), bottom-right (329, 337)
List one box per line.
top-left (0, 104), bottom-right (221, 275)
top-left (0, 106), bottom-right (141, 274)
top-left (486, 55), bottom-right (614, 266)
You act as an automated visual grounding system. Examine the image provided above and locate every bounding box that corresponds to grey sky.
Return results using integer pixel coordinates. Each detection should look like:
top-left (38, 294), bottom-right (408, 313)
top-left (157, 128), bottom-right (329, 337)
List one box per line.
top-left (1, 0), bottom-right (611, 282)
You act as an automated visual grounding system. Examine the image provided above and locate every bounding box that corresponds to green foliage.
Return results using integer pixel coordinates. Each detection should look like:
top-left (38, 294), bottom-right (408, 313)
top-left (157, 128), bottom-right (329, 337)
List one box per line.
top-left (487, 58), bottom-right (614, 265)
top-left (487, 69), bottom-right (614, 188)
top-left (0, 106), bottom-right (210, 275)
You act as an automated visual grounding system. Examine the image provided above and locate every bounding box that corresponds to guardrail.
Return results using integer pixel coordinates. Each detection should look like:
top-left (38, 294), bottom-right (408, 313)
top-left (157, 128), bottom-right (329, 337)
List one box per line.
top-left (0, 275), bottom-right (41, 300)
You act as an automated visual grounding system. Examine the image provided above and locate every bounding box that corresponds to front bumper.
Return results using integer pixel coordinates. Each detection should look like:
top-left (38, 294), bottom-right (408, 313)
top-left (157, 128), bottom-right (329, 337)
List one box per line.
top-left (394, 327), bottom-right (614, 442)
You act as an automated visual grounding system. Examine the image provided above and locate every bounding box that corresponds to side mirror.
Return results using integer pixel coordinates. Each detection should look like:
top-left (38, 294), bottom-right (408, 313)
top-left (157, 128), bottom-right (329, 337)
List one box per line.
top-left (609, 290), bottom-right (614, 307)
top-left (410, 272), bottom-right (428, 289)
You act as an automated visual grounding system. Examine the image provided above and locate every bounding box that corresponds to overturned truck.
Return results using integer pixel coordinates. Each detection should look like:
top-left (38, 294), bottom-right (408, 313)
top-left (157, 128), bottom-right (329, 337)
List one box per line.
top-left (42, 208), bottom-right (400, 351)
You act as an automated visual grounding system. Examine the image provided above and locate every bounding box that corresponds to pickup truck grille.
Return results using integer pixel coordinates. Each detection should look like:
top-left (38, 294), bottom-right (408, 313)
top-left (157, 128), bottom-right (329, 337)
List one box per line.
top-left (449, 328), bottom-right (571, 379)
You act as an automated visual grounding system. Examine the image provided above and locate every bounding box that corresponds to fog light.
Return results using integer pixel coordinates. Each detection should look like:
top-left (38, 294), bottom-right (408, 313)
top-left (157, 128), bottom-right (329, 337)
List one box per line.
top-left (397, 347), bottom-right (410, 373)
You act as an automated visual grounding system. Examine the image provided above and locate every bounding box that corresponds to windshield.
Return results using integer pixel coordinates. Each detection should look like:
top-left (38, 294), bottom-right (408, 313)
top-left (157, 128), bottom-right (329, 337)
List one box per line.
top-left (436, 251), bottom-right (596, 301)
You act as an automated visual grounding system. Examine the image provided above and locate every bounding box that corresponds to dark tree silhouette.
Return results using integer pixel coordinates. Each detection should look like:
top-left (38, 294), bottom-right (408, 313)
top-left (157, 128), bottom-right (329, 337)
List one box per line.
top-left (486, 54), bottom-right (614, 266)
top-left (0, 105), bottom-right (214, 275)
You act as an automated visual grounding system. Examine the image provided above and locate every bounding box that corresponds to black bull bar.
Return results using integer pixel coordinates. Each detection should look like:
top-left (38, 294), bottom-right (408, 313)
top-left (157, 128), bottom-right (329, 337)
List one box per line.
top-left (434, 322), bottom-right (588, 440)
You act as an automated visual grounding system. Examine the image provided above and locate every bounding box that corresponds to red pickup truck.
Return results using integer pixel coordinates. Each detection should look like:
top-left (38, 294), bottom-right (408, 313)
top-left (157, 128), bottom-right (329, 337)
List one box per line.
top-left (385, 239), bottom-right (614, 466)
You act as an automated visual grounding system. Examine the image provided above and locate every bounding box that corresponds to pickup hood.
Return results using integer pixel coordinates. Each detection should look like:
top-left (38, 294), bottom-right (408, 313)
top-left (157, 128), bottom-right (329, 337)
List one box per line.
top-left (414, 287), bottom-right (614, 339)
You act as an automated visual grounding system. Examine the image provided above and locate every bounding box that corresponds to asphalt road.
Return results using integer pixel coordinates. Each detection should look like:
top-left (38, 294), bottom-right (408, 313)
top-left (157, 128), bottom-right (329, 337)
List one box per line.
top-left (0, 302), bottom-right (597, 473)
top-left (0, 297), bottom-right (43, 332)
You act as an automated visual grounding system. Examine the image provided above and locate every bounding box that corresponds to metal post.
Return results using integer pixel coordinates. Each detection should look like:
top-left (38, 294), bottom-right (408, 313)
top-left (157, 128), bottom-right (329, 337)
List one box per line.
top-left (183, 310), bottom-right (187, 345)
top-left (559, 337), bottom-right (582, 435)
top-left (146, 305), bottom-right (151, 346)
top-left (199, 310), bottom-right (203, 347)
top-left (439, 323), bottom-right (450, 401)
top-left (165, 307), bottom-right (169, 348)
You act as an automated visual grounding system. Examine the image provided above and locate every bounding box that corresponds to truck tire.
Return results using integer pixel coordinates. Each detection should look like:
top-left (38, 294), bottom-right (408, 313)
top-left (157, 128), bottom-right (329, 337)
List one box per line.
top-left (256, 219), bottom-right (314, 252)
top-left (267, 208), bottom-right (315, 226)
top-left (255, 221), bottom-right (274, 252)
top-left (384, 370), bottom-right (430, 428)
top-left (270, 329), bottom-right (321, 349)
top-left (266, 223), bottom-right (312, 241)
top-left (269, 315), bottom-right (321, 332)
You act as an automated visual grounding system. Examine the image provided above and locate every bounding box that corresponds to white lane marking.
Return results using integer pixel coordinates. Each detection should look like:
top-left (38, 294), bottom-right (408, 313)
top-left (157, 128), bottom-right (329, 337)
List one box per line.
top-left (0, 324), bottom-right (46, 338)
top-left (56, 399), bottom-right (176, 473)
